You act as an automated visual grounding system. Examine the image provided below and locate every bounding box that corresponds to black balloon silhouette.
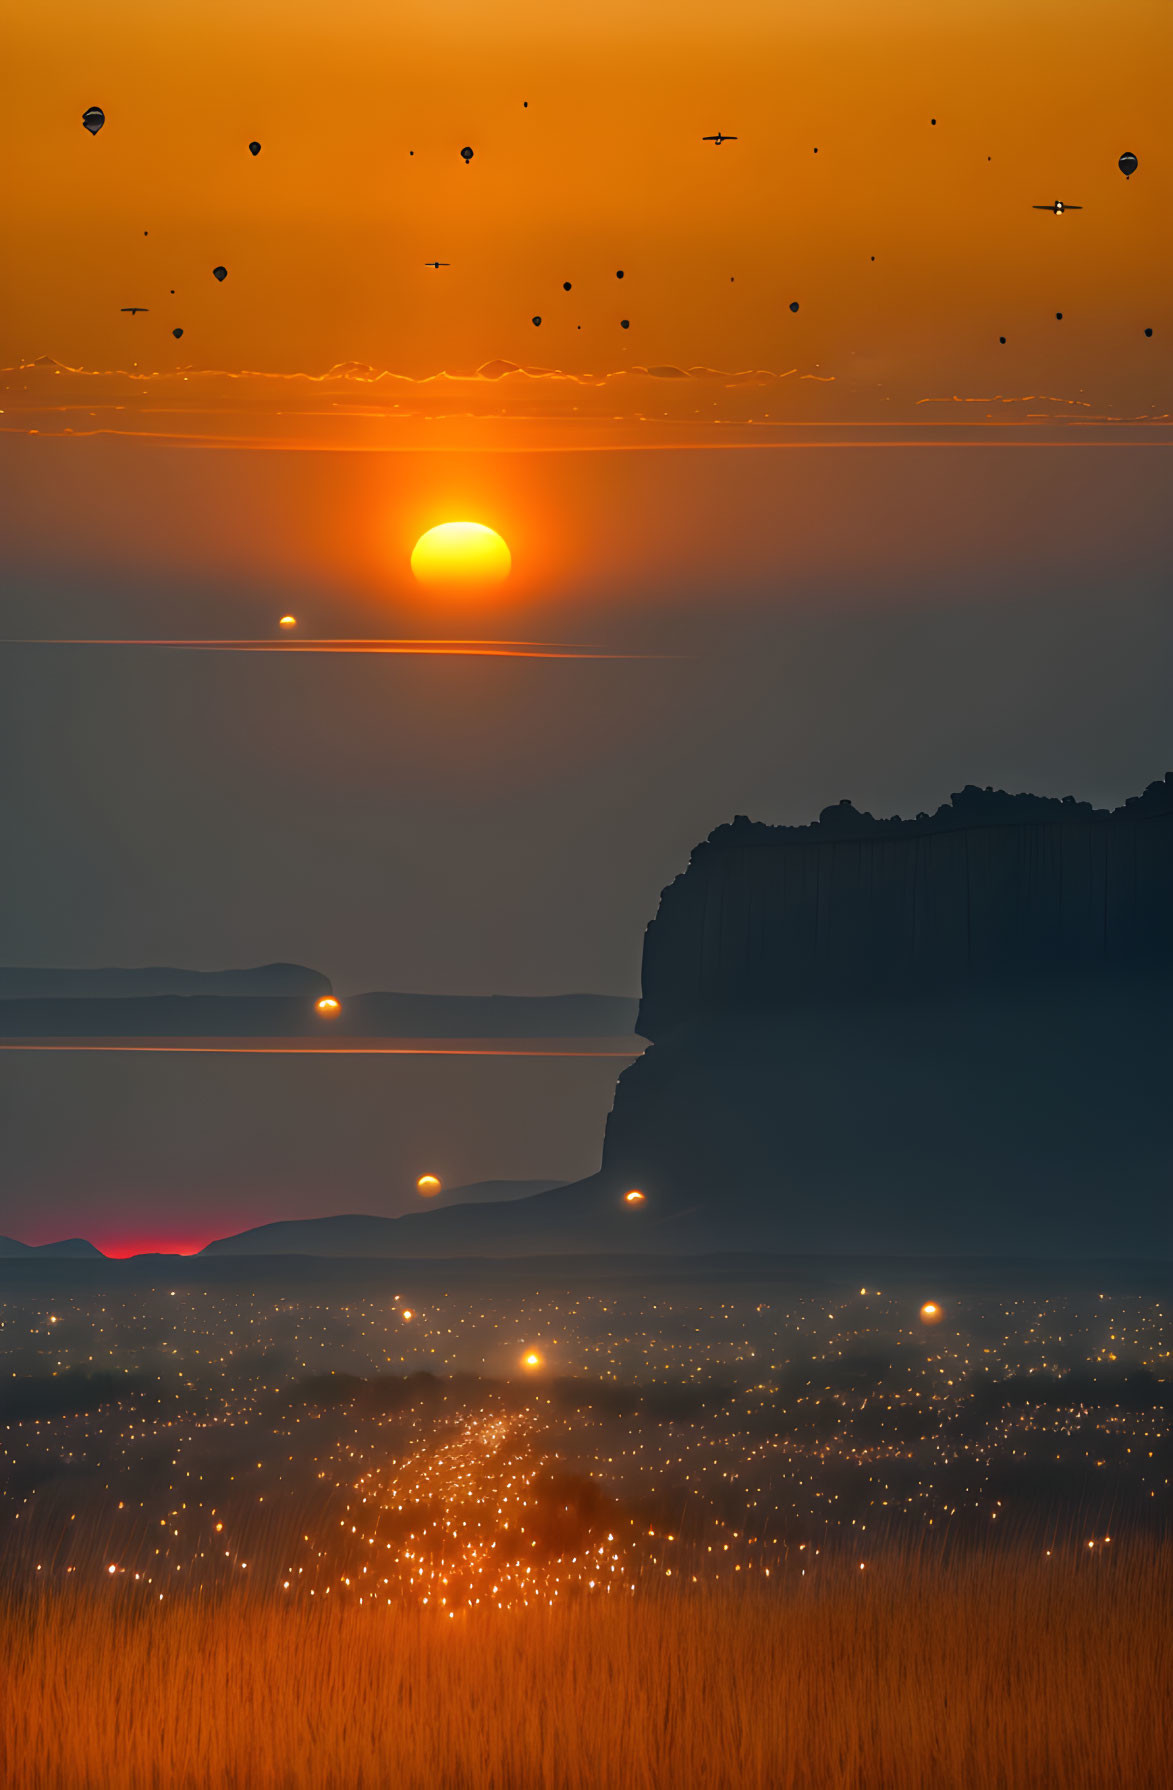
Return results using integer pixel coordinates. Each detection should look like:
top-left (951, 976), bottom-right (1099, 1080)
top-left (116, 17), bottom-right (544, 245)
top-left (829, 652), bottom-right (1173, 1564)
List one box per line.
top-left (212, 266), bottom-right (228, 282)
top-left (1144, 327), bottom-right (1153, 337)
top-left (532, 315), bottom-right (541, 326)
top-left (1118, 152), bottom-right (1138, 180)
top-left (563, 281), bottom-right (571, 291)
top-left (616, 270), bottom-right (624, 279)
top-left (620, 318), bottom-right (629, 329)
top-left (999, 336), bottom-right (1006, 344)
top-left (1056, 312), bottom-right (1063, 320)
top-left (172, 328), bottom-right (184, 339)
top-left (789, 301), bottom-right (800, 313)
top-left (82, 106), bottom-right (105, 136)
top-left (248, 141), bottom-right (261, 156)
top-left (460, 146), bottom-right (474, 164)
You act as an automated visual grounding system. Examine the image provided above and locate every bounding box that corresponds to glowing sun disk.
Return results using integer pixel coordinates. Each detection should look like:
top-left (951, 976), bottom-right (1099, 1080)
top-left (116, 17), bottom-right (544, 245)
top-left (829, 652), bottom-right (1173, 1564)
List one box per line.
top-left (411, 522), bottom-right (511, 587)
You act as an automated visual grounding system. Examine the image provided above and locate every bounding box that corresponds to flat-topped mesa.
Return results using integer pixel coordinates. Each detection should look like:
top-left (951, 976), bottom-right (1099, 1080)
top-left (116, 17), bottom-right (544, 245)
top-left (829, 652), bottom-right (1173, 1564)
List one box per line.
top-left (637, 774), bottom-right (1173, 1040)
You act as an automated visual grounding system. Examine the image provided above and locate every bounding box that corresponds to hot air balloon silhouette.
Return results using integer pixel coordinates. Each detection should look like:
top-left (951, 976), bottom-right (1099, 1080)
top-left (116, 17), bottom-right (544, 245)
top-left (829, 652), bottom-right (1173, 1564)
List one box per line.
top-left (460, 146), bottom-right (474, 164)
top-left (172, 328), bottom-right (184, 339)
top-left (532, 315), bottom-right (542, 326)
top-left (248, 141), bottom-right (261, 156)
top-left (82, 106), bottom-right (105, 136)
top-left (212, 266), bottom-right (228, 282)
top-left (1118, 151), bottom-right (1138, 180)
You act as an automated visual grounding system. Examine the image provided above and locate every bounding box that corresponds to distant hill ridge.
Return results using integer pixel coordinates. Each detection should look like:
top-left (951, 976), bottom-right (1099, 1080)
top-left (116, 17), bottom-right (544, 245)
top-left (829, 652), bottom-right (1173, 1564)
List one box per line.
top-left (0, 1236), bottom-right (105, 1258)
top-left (201, 1181), bottom-right (566, 1256)
top-left (0, 963), bottom-right (331, 1000)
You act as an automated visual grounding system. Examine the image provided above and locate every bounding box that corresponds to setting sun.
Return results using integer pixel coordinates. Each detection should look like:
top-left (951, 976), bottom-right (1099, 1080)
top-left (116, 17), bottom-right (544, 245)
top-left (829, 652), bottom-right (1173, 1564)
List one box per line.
top-left (410, 523), bottom-right (511, 589)
top-left (416, 1174), bottom-right (442, 1197)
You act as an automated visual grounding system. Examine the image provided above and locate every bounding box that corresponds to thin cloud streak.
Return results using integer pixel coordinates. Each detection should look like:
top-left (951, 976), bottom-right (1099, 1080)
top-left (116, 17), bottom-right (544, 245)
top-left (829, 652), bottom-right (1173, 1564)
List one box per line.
top-left (0, 639), bottom-right (662, 660)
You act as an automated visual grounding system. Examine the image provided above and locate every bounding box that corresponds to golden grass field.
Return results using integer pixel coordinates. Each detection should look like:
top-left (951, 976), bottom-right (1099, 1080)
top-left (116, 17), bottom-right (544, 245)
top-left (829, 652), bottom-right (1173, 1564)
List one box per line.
top-left (4, 1544), bottom-right (1170, 1790)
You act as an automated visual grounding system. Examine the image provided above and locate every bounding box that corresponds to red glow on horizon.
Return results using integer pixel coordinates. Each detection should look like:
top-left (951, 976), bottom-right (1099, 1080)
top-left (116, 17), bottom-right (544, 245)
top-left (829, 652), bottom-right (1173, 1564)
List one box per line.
top-left (98, 1238), bottom-right (210, 1259)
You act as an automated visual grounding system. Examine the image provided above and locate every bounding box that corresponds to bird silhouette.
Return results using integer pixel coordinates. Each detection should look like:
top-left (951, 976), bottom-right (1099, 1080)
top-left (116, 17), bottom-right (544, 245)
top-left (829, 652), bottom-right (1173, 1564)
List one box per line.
top-left (702, 133), bottom-right (738, 145)
top-left (120, 307), bottom-right (148, 314)
top-left (1032, 200), bottom-right (1082, 213)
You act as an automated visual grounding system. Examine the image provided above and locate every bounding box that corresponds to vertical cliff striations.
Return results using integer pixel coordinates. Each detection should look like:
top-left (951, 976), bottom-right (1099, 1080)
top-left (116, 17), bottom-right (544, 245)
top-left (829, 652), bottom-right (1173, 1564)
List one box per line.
top-left (599, 775), bottom-right (1173, 1257)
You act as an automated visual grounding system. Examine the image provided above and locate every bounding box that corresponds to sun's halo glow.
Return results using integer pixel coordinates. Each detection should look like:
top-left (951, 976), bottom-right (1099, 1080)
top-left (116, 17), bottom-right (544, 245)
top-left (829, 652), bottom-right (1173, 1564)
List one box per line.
top-left (411, 522), bottom-right (511, 587)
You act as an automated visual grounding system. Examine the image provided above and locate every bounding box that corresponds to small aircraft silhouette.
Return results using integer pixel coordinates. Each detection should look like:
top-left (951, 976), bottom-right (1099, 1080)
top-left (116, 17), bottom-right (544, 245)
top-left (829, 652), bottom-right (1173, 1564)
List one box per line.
top-left (423, 261), bottom-right (450, 268)
top-left (120, 307), bottom-right (149, 314)
top-left (1032, 200), bottom-right (1082, 213)
top-left (702, 133), bottom-right (737, 145)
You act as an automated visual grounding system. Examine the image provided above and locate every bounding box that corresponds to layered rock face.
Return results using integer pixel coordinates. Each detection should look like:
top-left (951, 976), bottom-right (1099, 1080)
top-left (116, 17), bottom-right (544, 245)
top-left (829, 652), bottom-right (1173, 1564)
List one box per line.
top-left (637, 778), bottom-right (1173, 1038)
top-left (599, 776), bottom-right (1173, 1258)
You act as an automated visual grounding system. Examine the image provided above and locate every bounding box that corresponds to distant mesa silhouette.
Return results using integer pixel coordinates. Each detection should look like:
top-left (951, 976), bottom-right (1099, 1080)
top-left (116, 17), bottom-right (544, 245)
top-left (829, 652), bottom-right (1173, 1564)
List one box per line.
top-left (1118, 151), bottom-right (1138, 179)
top-left (82, 106), bottom-right (104, 136)
top-left (0, 982), bottom-right (638, 1041)
top-left (212, 265), bottom-right (228, 282)
top-left (248, 141), bottom-right (261, 156)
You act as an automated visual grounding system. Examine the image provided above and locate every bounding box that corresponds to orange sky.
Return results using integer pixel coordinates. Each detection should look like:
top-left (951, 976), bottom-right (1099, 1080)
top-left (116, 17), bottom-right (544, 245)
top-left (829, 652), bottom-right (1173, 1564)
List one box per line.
top-left (3, 0), bottom-right (1169, 439)
top-left (3, 0), bottom-right (1171, 1249)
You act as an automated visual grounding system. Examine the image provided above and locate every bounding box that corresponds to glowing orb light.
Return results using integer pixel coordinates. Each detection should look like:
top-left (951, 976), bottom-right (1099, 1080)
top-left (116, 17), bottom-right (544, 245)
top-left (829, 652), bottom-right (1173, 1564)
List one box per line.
top-left (278, 615), bottom-right (297, 629)
top-left (416, 1173), bottom-right (442, 1197)
top-left (315, 996), bottom-right (341, 1016)
top-left (410, 522), bottom-right (511, 588)
top-left (624, 1189), bottom-right (646, 1205)
top-left (521, 1350), bottom-right (543, 1370)
top-left (919, 1301), bottom-right (944, 1325)
top-left (401, 1308), bottom-right (414, 1322)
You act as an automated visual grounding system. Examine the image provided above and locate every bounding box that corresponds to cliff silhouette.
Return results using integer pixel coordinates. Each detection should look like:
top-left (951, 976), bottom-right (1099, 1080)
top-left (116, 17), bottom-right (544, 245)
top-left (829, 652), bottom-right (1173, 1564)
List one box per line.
top-left (637, 775), bottom-right (1173, 1036)
top-left (332, 774), bottom-right (1173, 1260)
